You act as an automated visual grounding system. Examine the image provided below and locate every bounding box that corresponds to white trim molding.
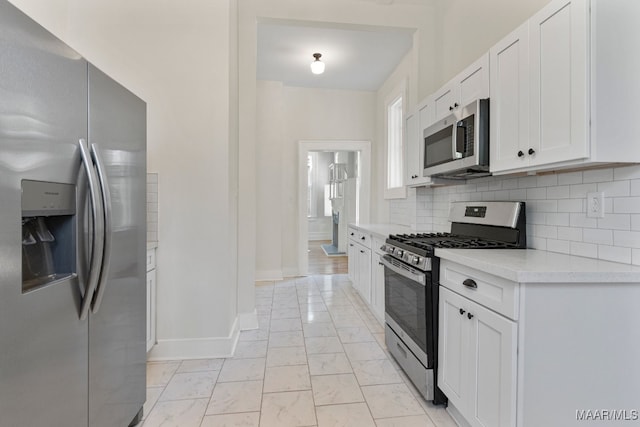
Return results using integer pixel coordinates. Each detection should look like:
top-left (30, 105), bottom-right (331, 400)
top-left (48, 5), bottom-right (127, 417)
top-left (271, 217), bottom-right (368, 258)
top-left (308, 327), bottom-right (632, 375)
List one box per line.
top-left (147, 318), bottom-right (240, 361)
top-left (298, 140), bottom-right (371, 277)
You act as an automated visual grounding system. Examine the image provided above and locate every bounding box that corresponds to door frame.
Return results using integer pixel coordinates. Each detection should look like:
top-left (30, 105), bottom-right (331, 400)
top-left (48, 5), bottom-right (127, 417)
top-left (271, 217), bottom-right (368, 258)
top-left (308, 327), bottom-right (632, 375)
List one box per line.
top-left (297, 140), bottom-right (371, 276)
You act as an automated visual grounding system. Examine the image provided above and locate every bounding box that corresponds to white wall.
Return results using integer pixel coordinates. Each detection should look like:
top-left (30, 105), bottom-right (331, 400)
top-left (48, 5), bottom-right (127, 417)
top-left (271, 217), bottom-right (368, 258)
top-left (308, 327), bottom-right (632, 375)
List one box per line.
top-left (256, 81), bottom-right (284, 280)
top-left (432, 0), bottom-right (552, 90)
top-left (255, 82), bottom-right (375, 278)
top-left (240, 0), bottom-right (436, 283)
top-left (9, 0), bottom-right (242, 359)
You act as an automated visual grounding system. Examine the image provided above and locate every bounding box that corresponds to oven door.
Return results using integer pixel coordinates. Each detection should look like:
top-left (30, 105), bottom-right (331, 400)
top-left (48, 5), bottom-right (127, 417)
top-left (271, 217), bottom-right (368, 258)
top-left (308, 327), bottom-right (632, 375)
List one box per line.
top-left (381, 254), bottom-right (435, 368)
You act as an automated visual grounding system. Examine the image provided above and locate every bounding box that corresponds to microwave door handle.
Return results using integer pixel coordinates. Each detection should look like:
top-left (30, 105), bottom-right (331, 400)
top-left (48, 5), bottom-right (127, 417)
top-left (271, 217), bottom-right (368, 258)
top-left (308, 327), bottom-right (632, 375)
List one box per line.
top-left (455, 122), bottom-right (466, 158)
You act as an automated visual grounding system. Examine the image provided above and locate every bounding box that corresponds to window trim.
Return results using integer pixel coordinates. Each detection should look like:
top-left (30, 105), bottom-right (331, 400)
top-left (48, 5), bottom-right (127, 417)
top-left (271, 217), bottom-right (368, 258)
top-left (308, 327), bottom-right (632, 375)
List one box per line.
top-left (384, 79), bottom-right (407, 200)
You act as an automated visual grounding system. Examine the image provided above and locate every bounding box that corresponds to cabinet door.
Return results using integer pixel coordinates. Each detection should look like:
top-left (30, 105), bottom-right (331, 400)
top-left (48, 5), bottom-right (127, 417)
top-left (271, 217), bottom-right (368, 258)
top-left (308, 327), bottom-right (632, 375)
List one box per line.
top-left (458, 54), bottom-right (489, 108)
top-left (348, 241), bottom-right (357, 283)
top-left (357, 246), bottom-right (372, 303)
top-left (490, 22), bottom-right (530, 173)
top-left (529, 0), bottom-right (589, 166)
top-left (405, 113), bottom-right (421, 184)
top-left (371, 256), bottom-right (385, 322)
top-left (467, 301), bottom-right (517, 427)
top-left (438, 287), bottom-right (469, 411)
top-left (433, 84), bottom-right (455, 122)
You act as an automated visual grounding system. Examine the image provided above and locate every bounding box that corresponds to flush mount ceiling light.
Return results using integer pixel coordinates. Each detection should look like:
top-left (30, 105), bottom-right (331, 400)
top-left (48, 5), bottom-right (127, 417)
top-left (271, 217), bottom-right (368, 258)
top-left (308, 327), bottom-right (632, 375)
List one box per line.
top-left (310, 53), bottom-right (325, 75)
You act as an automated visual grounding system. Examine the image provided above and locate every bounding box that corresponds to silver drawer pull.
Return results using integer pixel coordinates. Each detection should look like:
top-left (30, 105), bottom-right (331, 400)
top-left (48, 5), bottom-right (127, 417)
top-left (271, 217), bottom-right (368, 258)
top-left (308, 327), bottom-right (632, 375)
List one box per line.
top-left (463, 278), bottom-right (478, 289)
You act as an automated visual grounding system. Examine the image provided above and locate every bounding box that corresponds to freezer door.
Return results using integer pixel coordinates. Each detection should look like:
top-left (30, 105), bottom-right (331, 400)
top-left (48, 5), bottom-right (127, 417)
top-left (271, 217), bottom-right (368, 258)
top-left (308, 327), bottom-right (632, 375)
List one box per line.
top-left (88, 64), bottom-right (147, 427)
top-left (0, 2), bottom-right (89, 426)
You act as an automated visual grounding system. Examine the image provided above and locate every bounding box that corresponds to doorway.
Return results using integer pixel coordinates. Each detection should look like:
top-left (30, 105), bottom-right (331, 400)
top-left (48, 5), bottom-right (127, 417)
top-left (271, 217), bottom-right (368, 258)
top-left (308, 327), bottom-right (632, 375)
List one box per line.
top-left (298, 140), bottom-right (371, 276)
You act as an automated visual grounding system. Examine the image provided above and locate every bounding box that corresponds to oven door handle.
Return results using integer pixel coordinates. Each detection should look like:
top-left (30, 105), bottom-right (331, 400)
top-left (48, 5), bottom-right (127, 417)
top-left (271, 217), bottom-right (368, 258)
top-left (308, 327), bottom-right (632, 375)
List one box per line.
top-left (380, 255), bottom-right (426, 286)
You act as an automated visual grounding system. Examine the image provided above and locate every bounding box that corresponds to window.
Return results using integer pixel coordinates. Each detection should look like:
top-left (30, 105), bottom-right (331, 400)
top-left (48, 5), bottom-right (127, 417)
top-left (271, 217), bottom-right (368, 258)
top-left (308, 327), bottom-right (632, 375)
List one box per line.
top-left (384, 80), bottom-right (407, 199)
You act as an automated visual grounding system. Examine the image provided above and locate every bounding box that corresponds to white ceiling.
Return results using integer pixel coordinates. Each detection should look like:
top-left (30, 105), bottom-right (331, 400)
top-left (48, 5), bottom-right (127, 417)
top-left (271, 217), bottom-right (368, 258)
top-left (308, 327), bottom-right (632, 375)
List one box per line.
top-left (257, 20), bottom-right (415, 91)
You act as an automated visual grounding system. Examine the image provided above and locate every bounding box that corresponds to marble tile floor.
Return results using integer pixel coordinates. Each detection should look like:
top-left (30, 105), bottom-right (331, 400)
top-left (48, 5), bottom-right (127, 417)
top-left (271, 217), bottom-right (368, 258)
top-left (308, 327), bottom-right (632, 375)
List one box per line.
top-left (139, 274), bottom-right (457, 427)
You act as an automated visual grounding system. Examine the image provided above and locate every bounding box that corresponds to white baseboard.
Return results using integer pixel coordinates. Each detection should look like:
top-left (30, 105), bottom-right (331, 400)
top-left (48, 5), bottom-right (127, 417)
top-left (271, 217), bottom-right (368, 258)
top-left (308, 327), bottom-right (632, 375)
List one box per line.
top-left (238, 309), bottom-right (259, 330)
top-left (255, 270), bottom-right (283, 281)
top-left (147, 318), bottom-right (240, 361)
top-left (282, 267), bottom-right (300, 278)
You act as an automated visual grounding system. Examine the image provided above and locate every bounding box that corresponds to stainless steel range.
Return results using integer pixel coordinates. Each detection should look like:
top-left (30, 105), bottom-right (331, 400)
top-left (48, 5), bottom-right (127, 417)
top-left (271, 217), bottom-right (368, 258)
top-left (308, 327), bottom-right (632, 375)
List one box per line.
top-left (381, 201), bottom-right (526, 404)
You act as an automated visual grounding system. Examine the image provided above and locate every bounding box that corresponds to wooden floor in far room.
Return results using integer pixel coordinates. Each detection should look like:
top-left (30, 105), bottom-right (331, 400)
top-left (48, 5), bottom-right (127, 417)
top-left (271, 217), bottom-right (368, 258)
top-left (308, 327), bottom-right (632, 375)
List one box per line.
top-left (307, 240), bottom-right (348, 275)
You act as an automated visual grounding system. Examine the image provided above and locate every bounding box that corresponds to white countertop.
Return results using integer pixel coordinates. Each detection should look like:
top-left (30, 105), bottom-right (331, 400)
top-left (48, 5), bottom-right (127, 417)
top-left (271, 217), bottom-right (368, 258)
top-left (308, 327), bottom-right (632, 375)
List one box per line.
top-left (348, 223), bottom-right (416, 239)
top-left (435, 248), bottom-right (640, 283)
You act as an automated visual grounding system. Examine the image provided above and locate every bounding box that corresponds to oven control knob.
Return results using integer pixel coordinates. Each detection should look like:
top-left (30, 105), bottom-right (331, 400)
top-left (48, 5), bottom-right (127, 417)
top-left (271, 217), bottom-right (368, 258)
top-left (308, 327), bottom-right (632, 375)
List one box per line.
top-left (412, 256), bottom-right (420, 265)
top-left (396, 249), bottom-right (404, 257)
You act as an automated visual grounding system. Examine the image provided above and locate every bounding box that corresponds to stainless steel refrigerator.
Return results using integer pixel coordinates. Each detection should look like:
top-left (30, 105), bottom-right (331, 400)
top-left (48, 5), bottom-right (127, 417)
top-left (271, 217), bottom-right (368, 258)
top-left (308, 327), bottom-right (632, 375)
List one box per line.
top-left (0, 2), bottom-right (147, 426)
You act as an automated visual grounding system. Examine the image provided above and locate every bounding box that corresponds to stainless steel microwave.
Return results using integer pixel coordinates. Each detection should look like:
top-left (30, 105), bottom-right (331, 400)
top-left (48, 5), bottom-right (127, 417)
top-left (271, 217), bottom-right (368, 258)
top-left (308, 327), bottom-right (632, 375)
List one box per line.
top-left (422, 98), bottom-right (490, 179)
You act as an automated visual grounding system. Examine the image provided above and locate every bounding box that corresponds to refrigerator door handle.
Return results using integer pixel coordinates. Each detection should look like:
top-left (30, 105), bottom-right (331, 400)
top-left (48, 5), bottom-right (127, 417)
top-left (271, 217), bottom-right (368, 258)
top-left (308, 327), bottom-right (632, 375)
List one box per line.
top-left (79, 139), bottom-right (105, 320)
top-left (90, 143), bottom-right (112, 314)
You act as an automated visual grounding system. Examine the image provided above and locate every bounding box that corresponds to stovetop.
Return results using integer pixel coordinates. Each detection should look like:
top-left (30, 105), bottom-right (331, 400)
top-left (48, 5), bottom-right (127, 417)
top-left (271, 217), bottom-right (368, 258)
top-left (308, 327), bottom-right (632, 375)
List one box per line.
top-left (389, 232), bottom-right (521, 251)
top-left (380, 201), bottom-right (527, 272)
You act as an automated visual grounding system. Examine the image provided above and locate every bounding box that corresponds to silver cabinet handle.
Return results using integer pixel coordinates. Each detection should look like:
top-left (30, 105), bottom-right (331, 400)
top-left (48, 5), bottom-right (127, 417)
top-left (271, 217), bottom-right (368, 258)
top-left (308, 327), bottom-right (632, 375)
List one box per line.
top-left (78, 139), bottom-right (104, 320)
top-left (90, 143), bottom-right (112, 314)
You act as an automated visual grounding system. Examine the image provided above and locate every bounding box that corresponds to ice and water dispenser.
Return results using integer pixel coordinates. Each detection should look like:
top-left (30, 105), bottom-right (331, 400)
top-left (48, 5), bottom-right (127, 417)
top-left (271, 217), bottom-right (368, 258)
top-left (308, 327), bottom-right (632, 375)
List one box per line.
top-left (21, 180), bottom-right (76, 292)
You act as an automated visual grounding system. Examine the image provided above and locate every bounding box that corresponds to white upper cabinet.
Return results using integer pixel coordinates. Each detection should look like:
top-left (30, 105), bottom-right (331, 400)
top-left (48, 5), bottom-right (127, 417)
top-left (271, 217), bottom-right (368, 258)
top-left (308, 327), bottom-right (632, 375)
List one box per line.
top-left (405, 97), bottom-right (436, 187)
top-left (529, 0), bottom-right (589, 167)
top-left (490, 22), bottom-right (530, 172)
top-left (432, 54), bottom-right (489, 124)
top-left (490, 0), bottom-right (640, 174)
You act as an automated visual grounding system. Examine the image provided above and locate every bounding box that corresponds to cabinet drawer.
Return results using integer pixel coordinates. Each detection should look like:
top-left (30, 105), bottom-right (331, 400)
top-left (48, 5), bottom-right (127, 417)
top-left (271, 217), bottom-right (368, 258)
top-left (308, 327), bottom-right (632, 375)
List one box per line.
top-left (439, 260), bottom-right (519, 320)
top-left (146, 248), bottom-right (156, 272)
top-left (356, 231), bottom-right (371, 248)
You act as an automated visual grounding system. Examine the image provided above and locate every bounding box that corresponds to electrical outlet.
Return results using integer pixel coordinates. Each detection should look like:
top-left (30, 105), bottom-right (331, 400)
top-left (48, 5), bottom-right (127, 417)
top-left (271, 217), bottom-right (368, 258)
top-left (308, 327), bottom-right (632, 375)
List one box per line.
top-left (587, 191), bottom-right (604, 218)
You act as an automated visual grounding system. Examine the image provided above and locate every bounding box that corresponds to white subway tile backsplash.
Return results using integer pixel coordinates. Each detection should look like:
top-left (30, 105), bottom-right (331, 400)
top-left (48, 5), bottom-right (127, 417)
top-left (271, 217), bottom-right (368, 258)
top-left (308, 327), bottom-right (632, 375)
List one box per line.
top-left (557, 226), bottom-right (583, 242)
top-left (547, 239), bottom-right (570, 254)
top-left (147, 172), bottom-right (159, 242)
top-left (597, 214), bottom-right (631, 231)
top-left (502, 178), bottom-right (519, 190)
top-left (389, 165), bottom-right (640, 265)
top-left (533, 224), bottom-right (557, 239)
top-left (598, 245), bottom-right (632, 264)
top-left (547, 185), bottom-right (571, 199)
top-left (583, 228), bottom-right (613, 245)
top-left (570, 213), bottom-right (598, 229)
top-left (546, 212), bottom-right (570, 227)
top-left (614, 165), bottom-right (640, 181)
top-left (557, 198), bottom-right (584, 213)
top-left (570, 183), bottom-right (597, 199)
top-left (614, 197), bottom-right (640, 214)
top-left (613, 230), bottom-right (640, 249)
top-left (583, 168), bottom-right (613, 183)
top-left (526, 187), bottom-right (547, 200)
top-left (558, 171), bottom-right (583, 185)
top-left (570, 241), bottom-right (598, 258)
top-left (518, 176), bottom-right (538, 189)
top-left (597, 180), bottom-right (630, 198)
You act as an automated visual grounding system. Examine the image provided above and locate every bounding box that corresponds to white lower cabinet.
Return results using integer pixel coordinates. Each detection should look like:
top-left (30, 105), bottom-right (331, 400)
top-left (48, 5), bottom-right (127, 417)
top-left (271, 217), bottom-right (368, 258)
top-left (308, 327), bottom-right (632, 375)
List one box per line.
top-left (347, 227), bottom-right (386, 323)
top-left (370, 238), bottom-right (386, 323)
top-left (347, 226), bottom-right (372, 304)
top-left (146, 248), bottom-right (157, 353)
top-left (439, 287), bottom-right (517, 427)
